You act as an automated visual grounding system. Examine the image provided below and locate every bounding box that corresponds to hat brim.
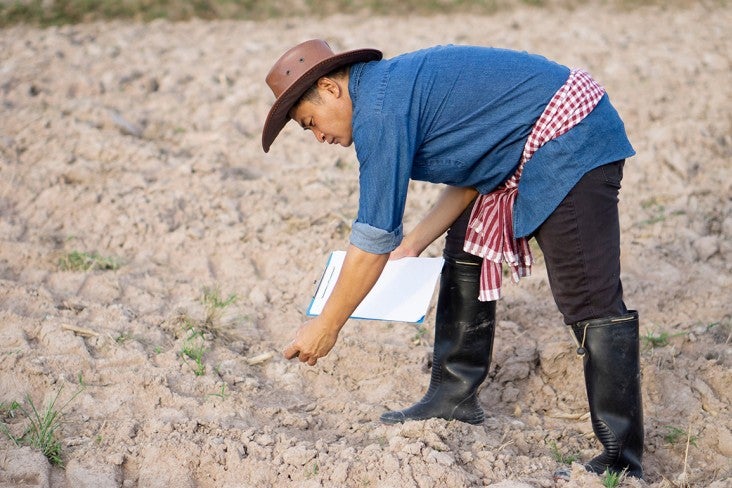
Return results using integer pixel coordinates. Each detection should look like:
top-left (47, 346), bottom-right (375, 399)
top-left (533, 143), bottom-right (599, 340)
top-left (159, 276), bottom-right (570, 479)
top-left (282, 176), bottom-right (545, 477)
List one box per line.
top-left (262, 48), bottom-right (382, 153)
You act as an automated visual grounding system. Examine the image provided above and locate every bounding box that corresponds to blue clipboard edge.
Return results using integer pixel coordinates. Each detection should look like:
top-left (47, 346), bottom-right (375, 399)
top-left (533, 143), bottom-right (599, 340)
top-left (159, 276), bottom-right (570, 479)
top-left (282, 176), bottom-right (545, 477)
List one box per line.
top-left (306, 251), bottom-right (337, 317)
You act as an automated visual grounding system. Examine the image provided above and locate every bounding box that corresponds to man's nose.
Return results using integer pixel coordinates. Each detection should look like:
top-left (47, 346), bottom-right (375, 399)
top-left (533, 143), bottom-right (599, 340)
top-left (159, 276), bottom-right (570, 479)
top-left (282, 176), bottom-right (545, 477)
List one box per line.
top-left (313, 130), bottom-right (326, 143)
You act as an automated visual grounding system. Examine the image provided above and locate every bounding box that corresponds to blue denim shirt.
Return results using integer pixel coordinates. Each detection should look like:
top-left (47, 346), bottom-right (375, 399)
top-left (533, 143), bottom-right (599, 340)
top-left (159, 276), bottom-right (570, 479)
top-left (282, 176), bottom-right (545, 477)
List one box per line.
top-left (348, 45), bottom-right (635, 254)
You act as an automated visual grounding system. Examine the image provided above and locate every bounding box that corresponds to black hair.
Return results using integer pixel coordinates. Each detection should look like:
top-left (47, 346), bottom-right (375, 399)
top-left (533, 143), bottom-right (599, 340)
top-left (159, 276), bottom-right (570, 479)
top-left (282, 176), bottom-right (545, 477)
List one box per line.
top-left (297, 65), bottom-right (350, 106)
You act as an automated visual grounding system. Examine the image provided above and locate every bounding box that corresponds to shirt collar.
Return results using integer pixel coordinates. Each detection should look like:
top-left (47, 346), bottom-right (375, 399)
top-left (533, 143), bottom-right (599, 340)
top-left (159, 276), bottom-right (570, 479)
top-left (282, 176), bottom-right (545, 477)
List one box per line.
top-left (348, 62), bottom-right (366, 107)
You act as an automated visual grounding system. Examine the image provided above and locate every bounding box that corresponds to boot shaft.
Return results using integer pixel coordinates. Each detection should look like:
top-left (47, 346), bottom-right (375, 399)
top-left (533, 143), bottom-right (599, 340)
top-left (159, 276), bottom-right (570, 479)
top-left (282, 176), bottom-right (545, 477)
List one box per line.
top-left (434, 261), bottom-right (496, 377)
top-left (571, 311), bottom-right (644, 478)
top-left (572, 312), bottom-right (642, 412)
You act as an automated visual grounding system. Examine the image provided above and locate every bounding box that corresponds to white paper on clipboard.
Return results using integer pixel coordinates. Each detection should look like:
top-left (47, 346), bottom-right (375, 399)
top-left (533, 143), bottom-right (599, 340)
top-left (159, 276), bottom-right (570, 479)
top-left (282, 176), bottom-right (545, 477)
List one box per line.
top-left (306, 251), bottom-right (444, 323)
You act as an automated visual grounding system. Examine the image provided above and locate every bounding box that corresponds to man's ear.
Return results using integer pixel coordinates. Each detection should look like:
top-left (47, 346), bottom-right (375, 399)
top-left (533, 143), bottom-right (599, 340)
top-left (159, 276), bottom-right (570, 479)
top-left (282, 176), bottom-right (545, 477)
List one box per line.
top-left (316, 76), bottom-right (342, 98)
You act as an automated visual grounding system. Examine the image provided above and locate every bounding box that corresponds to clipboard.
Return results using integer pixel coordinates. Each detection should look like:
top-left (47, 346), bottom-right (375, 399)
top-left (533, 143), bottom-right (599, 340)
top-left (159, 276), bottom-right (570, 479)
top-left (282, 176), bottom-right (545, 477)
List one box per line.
top-left (306, 251), bottom-right (444, 323)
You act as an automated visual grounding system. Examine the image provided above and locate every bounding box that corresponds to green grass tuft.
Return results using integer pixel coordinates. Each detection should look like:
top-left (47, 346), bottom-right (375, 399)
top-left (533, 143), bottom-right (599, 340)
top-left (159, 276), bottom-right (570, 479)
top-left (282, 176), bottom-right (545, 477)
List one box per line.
top-left (58, 250), bottom-right (121, 272)
top-left (0, 387), bottom-right (83, 467)
top-left (548, 440), bottom-right (578, 465)
top-left (641, 329), bottom-right (685, 349)
top-left (180, 328), bottom-right (207, 376)
top-left (201, 286), bottom-right (237, 328)
top-left (665, 425), bottom-right (697, 446)
top-left (601, 469), bottom-right (624, 488)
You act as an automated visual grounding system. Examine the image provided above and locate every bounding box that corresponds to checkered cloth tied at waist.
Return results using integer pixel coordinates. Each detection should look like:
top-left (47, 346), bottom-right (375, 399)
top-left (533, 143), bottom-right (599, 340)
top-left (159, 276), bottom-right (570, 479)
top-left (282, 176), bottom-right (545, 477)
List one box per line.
top-left (463, 69), bottom-right (606, 301)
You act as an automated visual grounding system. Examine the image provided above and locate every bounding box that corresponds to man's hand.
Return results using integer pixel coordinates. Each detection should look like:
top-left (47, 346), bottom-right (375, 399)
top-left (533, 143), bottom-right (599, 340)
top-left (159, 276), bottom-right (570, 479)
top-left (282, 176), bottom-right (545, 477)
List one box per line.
top-left (283, 317), bottom-right (339, 366)
top-left (282, 244), bottom-right (390, 367)
top-left (389, 239), bottom-right (420, 260)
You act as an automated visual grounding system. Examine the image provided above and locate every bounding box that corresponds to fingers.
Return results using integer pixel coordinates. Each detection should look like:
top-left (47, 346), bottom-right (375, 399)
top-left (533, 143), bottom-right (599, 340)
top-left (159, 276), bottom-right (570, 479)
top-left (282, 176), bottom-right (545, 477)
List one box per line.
top-left (283, 343), bottom-right (319, 365)
top-left (283, 344), bottom-right (300, 360)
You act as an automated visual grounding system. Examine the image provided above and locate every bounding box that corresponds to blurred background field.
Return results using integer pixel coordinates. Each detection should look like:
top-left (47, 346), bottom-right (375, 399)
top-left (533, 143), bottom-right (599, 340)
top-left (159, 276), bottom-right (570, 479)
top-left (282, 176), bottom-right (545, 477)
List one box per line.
top-left (0, 0), bottom-right (716, 26)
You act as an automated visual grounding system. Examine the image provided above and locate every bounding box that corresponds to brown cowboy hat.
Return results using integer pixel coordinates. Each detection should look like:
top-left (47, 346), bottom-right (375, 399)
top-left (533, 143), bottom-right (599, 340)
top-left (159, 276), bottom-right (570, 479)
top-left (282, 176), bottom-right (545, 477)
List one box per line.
top-left (262, 39), bottom-right (382, 153)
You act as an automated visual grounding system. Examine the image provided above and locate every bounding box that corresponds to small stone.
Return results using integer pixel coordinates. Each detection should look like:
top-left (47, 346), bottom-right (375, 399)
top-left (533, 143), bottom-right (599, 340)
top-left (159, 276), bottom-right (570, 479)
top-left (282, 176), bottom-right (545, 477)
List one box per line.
top-left (514, 404), bottom-right (523, 417)
top-left (255, 434), bottom-right (274, 446)
top-left (402, 441), bottom-right (424, 455)
top-left (693, 235), bottom-right (719, 261)
top-left (248, 287), bottom-right (268, 305)
top-left (716, 426), bottom-right (732, 457)
top-left (106, 453), bottom-right (125, 466)
top-left (427, 449), bottom-right (454, 466)
top-left (281, 445), bottom-right (316, 466)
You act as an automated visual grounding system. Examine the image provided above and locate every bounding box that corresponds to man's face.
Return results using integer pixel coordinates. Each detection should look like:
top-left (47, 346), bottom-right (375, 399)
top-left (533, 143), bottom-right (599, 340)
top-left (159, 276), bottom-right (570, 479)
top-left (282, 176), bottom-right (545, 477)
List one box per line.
top-left (290, 77), bottom-right (353, 148)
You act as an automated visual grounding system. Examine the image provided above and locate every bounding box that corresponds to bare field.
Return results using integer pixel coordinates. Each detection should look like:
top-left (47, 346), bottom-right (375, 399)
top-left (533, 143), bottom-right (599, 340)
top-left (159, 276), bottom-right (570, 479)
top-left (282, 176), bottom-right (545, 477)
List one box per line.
top-left (0, 3), bottom-right (730, 487)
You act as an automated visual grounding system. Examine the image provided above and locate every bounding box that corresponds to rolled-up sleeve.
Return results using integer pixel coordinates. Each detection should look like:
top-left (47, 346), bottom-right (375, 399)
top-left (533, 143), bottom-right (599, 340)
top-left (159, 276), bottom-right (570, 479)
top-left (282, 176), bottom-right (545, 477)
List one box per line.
top-left (350, 221), bottom-right (403, 254)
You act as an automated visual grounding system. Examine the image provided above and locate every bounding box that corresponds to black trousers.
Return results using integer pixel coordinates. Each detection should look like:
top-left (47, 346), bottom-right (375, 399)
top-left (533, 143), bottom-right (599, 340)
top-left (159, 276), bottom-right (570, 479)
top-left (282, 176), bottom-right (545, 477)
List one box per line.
top-left (444, 160), bottom-right (627, 325)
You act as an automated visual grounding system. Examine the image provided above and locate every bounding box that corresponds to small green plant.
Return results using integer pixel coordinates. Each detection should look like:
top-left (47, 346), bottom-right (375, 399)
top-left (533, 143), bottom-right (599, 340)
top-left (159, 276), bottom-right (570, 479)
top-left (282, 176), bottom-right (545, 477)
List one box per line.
top-left (115, 331), bottom-right (133, 344)
top-left (207, 383), bottom-right (229, 400)
top-left (0, 400), bottom-right (21, 420)
top-left (665, 426), bottom-right (685, 444)
top-left (705, 321), bottom-right (719, 331)
top-left (548, 441), bottom-right (578, 465)
top-left (58, 250), bottom-right (120, 272)
top-left (0, 387), bottom-right (82, 467)
top-left (601, 469), bottom-right (624, 488)
top-left (642, 330), bottom-right (671, 348)
top-left (305, 462), bottom-right (319, 478)
top-left (665, 426), bottom-right (697, 446)
top-left (201, 286), bottom-right (237, 327)
top-left (642, 329), bottom-right (685, 349)
top-left (202, 286), bottom-right (237, 309)
top-left (411, 324), bottom-right (428, 345)
top-left (180, 329), bottom-right (207, 376)
top-left (638, 196), bottom-right (683, 226)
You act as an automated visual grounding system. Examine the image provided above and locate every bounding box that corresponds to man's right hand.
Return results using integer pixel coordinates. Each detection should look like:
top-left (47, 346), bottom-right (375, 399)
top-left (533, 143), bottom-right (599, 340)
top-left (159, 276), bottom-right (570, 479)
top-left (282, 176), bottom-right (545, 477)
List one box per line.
top-left (283, 317), bottom-right (339, 366)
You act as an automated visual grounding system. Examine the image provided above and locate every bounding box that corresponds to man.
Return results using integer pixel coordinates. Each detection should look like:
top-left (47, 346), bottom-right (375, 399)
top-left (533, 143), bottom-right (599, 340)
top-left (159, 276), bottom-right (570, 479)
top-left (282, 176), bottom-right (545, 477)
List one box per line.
top-left (262, 39), bottom-right (643, 478)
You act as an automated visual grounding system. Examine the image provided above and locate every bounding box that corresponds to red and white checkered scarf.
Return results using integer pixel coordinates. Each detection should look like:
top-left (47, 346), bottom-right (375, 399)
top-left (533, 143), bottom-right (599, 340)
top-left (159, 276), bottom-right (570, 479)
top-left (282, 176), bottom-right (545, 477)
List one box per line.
top-left (463, 69), bottom-right (606, 301)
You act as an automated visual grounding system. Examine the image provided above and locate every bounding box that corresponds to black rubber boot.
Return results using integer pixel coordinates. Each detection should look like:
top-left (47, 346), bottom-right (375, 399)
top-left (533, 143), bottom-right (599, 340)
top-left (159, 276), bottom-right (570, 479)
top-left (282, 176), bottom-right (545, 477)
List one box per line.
top-left (380, 260), bottom-right (496, 425)
top-left (571, 311), bottom-right (644, 478)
